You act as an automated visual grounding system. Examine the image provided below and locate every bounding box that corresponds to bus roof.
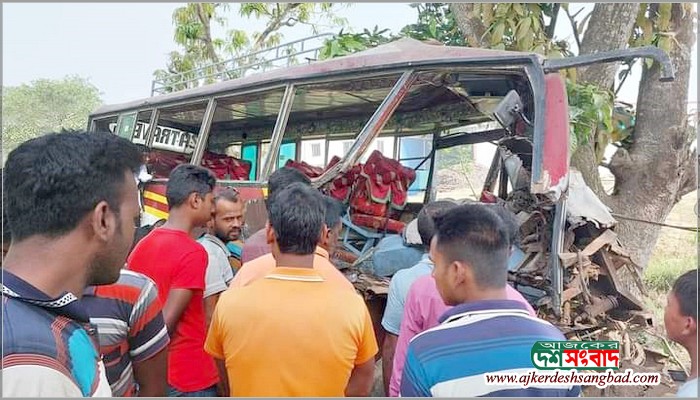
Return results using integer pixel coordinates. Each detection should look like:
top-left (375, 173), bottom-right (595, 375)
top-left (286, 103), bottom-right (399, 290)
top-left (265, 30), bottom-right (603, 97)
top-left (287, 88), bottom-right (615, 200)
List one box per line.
top-left (92, 38), bottom-right (539, 116)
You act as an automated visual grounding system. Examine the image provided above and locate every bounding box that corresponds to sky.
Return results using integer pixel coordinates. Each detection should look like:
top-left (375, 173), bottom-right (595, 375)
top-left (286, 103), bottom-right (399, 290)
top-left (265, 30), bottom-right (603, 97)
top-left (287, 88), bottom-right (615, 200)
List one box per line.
top-left (2, 3), bottom-right (697, 109)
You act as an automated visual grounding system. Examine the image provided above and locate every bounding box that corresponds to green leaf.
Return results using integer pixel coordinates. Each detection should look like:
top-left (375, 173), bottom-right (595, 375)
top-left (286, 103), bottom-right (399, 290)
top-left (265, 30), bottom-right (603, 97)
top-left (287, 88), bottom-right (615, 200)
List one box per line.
top-left (516, 16), bottom-right (532, 41)
top-left (429, 17), bottom-right (437, 38)
top-left (491, 22), bottom-right (506, 45)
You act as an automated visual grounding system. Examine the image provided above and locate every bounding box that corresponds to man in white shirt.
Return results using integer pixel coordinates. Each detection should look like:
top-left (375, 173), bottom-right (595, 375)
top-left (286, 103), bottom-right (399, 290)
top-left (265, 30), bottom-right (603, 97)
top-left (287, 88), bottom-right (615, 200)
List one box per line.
top-left (199, 188), bottom-right (244, 328)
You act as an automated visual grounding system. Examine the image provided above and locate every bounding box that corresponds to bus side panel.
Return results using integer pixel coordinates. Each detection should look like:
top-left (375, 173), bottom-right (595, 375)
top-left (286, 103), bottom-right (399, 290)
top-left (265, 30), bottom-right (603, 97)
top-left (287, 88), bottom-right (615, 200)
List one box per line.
top-left (532, 73), bottom-right (570, 200)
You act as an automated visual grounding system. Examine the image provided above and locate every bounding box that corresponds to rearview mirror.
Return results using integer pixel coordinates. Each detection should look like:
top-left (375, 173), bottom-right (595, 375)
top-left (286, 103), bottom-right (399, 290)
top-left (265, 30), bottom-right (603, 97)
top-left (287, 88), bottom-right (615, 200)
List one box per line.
top-left (492, 90), bottom-right (525, 130)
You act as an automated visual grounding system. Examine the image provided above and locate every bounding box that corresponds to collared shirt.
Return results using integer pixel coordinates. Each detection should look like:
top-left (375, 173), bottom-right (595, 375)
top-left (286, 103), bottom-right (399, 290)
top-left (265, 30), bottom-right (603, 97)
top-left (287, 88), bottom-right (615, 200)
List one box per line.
top-left (389, 275), bottom-right (538, 396)
top-left (2, 270), bottom-right (112, 397)
top-left (81, 270), bottom-right (170, 397)
top-left (205, 267), bottom-right (378, 396)
top-left (240, 228), bottom-right (270, 264)
top-left (230, 246), bottom-right (354, 292)
top-left (381, 253), bottom-right (433, 335)
top-left (400, 300), bottom-right (581, 397)
top-left (198, 234), bottom-right (235, 298)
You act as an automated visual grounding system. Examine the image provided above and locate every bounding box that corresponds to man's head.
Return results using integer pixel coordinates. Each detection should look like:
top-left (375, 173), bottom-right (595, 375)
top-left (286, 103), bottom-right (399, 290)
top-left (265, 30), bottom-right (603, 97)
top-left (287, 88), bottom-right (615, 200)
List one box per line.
top-left (417, 200), bottom-right (458, 249)
top-left (267, 167), bottom-right (311, 201)
top-left (484, 204), bottom-right (520, 248)
top-left (3, 132), bottom-right (142, 285)
top-left (166, 164), bottom-right (216, 226)
top-left (319, 195), bottom-right (345, 254)
top-left (430, 203), bottom-right (510, 306)
top-left (210, 188), bottom-right (245, 242)
top-left (266, 182), bottom-right (324, 256)
top-left (664, 269), bottom-right (698, 348)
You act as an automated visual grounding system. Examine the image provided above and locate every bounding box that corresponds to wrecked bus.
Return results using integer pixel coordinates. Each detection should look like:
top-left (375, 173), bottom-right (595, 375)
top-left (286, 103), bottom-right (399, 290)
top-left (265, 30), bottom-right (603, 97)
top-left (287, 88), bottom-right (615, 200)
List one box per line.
top-left (88, 38), bottom-right (674, 341)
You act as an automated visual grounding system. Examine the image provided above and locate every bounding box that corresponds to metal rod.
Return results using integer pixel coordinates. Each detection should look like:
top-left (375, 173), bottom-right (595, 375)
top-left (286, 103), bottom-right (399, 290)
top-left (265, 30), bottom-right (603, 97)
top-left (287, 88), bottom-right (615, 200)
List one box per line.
top-left (190, 98), bottom-right (218, 165)
top-left (314, 70), bottom-right (417, 187)
top-left (144, 109), bottom-right (160, 148)
top-left (543, 46), bottom-right (675, 82)
top-left (261, 84), bottom-right (296, 179)
top-left (550, 195), bottom-right (568, 317)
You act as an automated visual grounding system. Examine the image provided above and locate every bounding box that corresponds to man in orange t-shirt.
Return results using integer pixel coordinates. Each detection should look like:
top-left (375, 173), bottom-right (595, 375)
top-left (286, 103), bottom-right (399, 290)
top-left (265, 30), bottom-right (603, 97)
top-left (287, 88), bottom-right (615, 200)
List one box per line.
top-left (230, 194), bottom-right (353, 291)
top-left (205, 183), bottom-right (377, 396)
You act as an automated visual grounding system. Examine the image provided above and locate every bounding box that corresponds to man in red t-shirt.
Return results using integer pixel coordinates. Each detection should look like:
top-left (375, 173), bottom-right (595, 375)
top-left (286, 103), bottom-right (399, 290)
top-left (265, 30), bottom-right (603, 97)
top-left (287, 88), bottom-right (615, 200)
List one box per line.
top-left (128, 164), bottom-right (220, 397)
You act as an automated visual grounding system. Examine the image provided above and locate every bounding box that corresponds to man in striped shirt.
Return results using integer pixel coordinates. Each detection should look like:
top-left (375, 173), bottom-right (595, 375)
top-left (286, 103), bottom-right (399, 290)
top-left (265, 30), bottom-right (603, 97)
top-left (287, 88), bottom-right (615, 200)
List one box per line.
top-left (400, 203), bottom-right (580, 397)
top-left (82, 269), bottom-right (170, 396)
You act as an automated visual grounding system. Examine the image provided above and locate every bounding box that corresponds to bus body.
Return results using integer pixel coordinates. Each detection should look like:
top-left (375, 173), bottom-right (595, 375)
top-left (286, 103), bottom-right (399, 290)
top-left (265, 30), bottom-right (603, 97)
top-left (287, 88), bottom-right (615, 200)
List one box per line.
top-left (89, 38), bottom-right (673, 319)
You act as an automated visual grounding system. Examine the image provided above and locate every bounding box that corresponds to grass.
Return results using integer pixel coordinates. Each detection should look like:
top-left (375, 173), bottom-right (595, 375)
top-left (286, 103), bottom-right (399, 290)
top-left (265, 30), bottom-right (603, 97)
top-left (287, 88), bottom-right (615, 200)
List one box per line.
top-left (640, 191), bottom-right (697, 372)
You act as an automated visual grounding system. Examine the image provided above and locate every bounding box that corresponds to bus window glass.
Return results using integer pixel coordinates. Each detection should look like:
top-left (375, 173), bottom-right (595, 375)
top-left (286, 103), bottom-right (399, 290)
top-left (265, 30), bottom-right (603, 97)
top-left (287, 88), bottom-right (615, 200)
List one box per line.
top-left (92, 116), bottom-right (118, 133)
top-left (299, 139), bottom-right (326, 167)
top-left (278, 141), bottom-right (296, 169)
top-left (241, 144), bottom-right (259, 180)
top-left (115, 112), bottom-right (137, 140)
top-left (282, 74), bottom-right (403, 169)
top-left (399, 135), bottom-right (432, 202)
top-left (202, 89), bottom-right (286, 180)
top-left (131, 110), bottom-right (154, 145)
top-left (146, 100), bottom-right (209, 178)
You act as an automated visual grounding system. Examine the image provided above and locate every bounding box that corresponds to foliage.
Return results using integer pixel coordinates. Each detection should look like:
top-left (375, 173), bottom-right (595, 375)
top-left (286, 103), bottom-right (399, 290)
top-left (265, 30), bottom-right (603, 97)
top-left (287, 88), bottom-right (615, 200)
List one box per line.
top-left (566, 81), bottom-right (615, 162)
top-left (154, 3), bottom-right (347, 92)
top-left (2, 76), bottom-right (103, 159)
top-left (319, 26), bottom-right (397, 60)
top-left (435, 145), bottom-right (473, 175)
top-left (400, 3), bottom-right (465, 46)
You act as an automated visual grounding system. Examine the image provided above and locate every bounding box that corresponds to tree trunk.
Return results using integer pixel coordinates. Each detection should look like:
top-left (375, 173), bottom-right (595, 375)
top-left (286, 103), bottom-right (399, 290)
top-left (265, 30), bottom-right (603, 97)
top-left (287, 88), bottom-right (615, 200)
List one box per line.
top-left (195, 3), bottom-right (223, 73)
top-left (605, 3), bottom-right (696, 269)
top-left (449, 3), bottom-right (488, 48)
top-left (571, 3), bottom-right (640, 194)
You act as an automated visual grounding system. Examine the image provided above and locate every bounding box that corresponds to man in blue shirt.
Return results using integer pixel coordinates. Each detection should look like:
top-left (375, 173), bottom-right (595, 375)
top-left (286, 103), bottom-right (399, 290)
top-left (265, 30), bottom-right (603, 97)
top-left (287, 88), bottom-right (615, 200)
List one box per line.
top-left (381, 200), bottom-right (456, 395)
top-left (2, 132), bottom-right (143, 397)
top-left (400, 203), bottom-right (580, 397)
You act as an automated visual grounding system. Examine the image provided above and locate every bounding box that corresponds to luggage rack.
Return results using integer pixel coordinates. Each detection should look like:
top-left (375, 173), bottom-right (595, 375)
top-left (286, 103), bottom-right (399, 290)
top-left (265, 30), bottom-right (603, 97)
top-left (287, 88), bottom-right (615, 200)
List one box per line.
top-left (150, 33), bottom-right (333, 96)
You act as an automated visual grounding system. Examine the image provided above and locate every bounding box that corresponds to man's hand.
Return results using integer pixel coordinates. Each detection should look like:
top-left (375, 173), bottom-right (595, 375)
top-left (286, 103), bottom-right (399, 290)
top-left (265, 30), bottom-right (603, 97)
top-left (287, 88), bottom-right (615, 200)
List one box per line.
top-left (133, 349), bottom-right (168, 397)
top-left (381, 333), bottom-right (398, 396)
top-left (163, 288), bottom-right (194, 334)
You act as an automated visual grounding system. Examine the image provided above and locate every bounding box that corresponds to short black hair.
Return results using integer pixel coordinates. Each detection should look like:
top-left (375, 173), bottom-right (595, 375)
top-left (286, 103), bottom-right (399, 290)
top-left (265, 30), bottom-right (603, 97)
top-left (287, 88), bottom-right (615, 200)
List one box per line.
top-left (3, 132), bottom-right (142, 242)
top-left (166, 164), bottom-right (216, 208)
top-left (268, 167), bottom-right (311, 199)
top-left (433, 203), bottom-right (510, 289)
top-left (417, 200), bottom-right (457, 246)
top-left (672, 269), bottom-right (698, 321)
top-left (214, 187), bottom-right (241, 204)
top-left (485, 204), bottom-right (520, 246)
top-left (322, 195), bottom-right (345, 229)
top-left (268, 182), bottom-right (324, 255)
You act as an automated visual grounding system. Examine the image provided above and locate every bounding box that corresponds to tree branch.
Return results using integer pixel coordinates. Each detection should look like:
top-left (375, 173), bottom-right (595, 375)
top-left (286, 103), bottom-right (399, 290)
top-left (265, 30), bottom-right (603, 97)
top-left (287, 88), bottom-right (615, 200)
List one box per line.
top-left (563, 6), bottom-right (583, 50)
top-left (449, 3), bottom-right (488, 48)
top-left (545, 4), bottom-right (561, 40)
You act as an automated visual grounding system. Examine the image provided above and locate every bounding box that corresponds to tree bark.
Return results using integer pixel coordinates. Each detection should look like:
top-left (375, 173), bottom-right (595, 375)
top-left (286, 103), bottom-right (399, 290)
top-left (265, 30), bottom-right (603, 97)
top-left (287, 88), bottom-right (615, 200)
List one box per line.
top-left (605, 3), bottom-right (697, 269)
top-left (449, 3), bottom-right (488, 48)
top-left (571, 3), bottom-right (640, 195)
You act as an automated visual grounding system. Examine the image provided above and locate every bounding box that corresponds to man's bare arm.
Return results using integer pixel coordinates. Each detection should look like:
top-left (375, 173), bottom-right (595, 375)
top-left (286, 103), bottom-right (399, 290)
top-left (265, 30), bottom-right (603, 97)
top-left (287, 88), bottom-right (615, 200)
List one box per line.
top-left (214, 358), bottom-right (230, 396)
top-left (346, 357), bottom-right (376, 397)
top-left (133, 348), bottom-right (167, 397)
top-left (163, 288), bottom-right (193, 334)
top-left (203, 293), bottom-right (221, 331)
top-left (381, 333), bottom-right (398, 396)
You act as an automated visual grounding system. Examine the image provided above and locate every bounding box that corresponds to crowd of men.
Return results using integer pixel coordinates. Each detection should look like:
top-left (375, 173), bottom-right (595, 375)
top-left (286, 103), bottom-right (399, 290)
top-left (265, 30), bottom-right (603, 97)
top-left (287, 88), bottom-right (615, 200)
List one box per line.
top-left (1, 131), bottom-right (697, 398)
